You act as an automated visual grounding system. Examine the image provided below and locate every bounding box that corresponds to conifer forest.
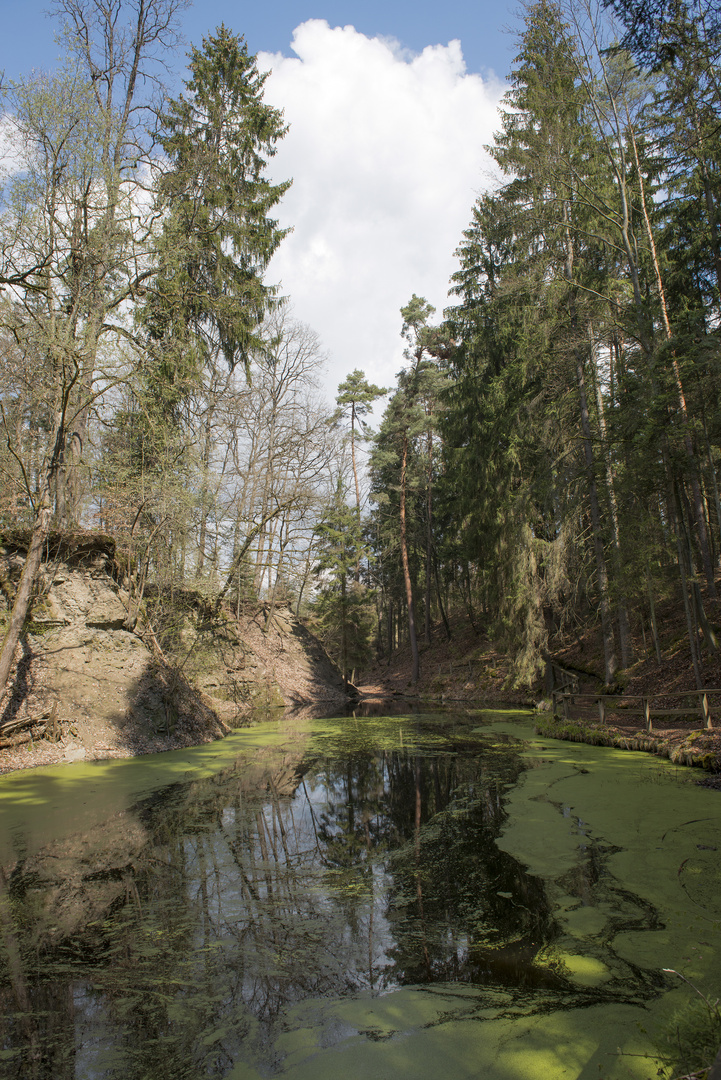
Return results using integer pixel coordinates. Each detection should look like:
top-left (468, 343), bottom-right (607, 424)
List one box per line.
top-left (2, 0), bottom-right (721, 694)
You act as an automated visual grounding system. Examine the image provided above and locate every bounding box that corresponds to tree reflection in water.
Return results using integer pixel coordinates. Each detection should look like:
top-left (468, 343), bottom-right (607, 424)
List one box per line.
top-left (0, 716), bottom-right (661, 1078)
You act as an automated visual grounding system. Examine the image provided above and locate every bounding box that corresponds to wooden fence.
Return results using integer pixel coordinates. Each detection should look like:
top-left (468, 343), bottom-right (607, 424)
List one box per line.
top-left (551, 689), bottom-right (718, 732)
top-left (435, 661), bottom-right (480, 680)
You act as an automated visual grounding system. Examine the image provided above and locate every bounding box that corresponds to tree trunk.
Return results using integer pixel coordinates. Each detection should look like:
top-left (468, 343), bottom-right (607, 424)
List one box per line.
top-left (0, 406), bottom-right (68, 693)
top-left (424, 429), bottom-right (433, 645)
top-left (702, 407), bottom-right (721, 545)
top-left (0, 493), bottom-right (53, 694)
top-left (350, 409), bottom-right (363, 582)
top-left (463, 562), bottom-right (477, 633)
top-left (645, 570), bottom-right (663, 666)
top-left (433, 553), bottom-right (452, 641)
top-left (590, 327), bottom-right (632, 666)
top-left (399, 431), bottom-right (420, 684)
top-left (628, 119), bottom-right (717, 598)
top-left (196, 408), bottom-right (214, 577)
top-left (577, 356), bottom-right (617, 685)
top-left (672, 506), bottom-right (704, 690)
top-left (679, 485), bottom-right (719, 655)
top-left (340, 573), bottom-right (348, 688)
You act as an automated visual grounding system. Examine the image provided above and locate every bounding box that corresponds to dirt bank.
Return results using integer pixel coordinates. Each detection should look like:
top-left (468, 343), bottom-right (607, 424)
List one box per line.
top-left (535, 714), bottom-right (721, 788)
top-left (0, 534), bottom-right (349, 774)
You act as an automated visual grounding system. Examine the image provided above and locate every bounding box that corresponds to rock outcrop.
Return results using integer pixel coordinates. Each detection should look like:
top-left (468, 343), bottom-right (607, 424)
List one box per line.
top-left (0, 533), bottom-right (349, 772)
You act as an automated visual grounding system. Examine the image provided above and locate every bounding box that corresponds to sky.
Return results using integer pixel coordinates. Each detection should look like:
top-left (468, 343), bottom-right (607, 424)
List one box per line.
top-left (1, 0), bottom-right (519, 407)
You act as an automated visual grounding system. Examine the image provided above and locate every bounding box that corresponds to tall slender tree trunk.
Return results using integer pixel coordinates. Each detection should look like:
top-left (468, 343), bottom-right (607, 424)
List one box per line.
top-left (577, 355), bottom-right (617, 684)
top-left (0, 414), bottom-right (65, 692)
top-left (424, 429), bottom-right (433, 645)
top-left (350, 404), bottom-right (362, 516)
top-left (628, 120), bottom-right (717, 598)
top-left (399, 431), bottom-right (420, 684)
top-left (670, 491), bottom-right (704, 690)
top-left (562, 199), bottom-right (616, 683)
top-left (701, 408), bottom-right (721, 544)
top-left (589, 327), bottom-right (631, 666)
top-left (679, 484), bottom-right (719, 654)
top-left (350, 406), bottom-right (362, 582)
top-left (340, 572), bottom-right (348, 688)
top-left (196, 408), bottom-right (214, 577)
top-left (0, 504), bottom-right (53, 694)
top-left (433, 553), bottom-right (451, 641)
top-left (645, 569), bottom-right (663, 666)
top-left (463, 562), bottom-right (477, 633)
top-left (253, 396), bottom-right (279, 595)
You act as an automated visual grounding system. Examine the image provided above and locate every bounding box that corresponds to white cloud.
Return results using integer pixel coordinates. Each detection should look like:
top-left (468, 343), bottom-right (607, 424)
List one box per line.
top-left (0, 114), bottom-right (27, 177)
top-left (258, 20), bottom-right (505, 409)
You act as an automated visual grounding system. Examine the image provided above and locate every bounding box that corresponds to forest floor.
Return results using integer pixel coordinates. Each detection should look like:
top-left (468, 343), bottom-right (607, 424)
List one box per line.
top-left (355, 595), bottom-right (721, 786)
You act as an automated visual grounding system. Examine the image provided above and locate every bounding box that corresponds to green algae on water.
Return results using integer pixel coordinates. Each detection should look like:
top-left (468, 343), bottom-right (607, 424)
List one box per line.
top-left (1, 709), bottom-right (719, 1079)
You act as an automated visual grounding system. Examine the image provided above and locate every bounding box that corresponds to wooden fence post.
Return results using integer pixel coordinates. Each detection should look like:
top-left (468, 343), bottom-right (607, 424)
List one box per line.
top-left (643, 697), bottom-right (651, 732)
top-left (702, 692), bottom-right (711, 730)
top-left (598, 698), bottom-right (605, 724)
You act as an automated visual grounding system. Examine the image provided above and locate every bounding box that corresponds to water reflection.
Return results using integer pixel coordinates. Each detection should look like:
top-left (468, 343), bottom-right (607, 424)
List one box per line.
top-left (0, 714), bottom-right (661, 1078)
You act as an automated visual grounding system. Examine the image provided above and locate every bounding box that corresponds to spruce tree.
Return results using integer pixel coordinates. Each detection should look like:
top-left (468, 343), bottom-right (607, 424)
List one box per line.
top-left (443, 1), bottom-right (623, 682)
top-left (146, 26), bottom-right (291, 376)
top-left (311, 481), bottom-right (374, 686)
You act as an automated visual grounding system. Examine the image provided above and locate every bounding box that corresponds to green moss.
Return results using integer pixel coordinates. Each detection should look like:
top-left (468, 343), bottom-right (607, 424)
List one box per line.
top-left (534, 716), bottom-right (609, 744)
top-left (656, 985), bottom-right (721, 1078)
top-left (535, 717), bottom-right (721, 773)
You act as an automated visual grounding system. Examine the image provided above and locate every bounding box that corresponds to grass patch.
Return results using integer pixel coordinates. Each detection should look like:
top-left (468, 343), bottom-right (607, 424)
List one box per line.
top-left (655, 971), bottom-right (721, 1079)
top-left (534, 716), bottom-right (610, 745)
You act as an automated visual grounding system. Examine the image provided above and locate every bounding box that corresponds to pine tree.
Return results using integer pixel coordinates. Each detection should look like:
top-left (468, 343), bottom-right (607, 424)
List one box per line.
top-left (368, 298), bottom-right (446, 682)
top-left (335, 371), bottom-right (387, 519)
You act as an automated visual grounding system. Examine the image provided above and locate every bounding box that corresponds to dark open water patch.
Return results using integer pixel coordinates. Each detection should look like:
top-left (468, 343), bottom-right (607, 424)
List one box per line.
top-left (0, 709), bottom-right (719, 1078)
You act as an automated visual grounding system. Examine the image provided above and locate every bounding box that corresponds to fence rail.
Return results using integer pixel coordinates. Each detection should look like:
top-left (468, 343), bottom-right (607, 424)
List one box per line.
top-left (550, 689), bottom-right (719, 732)
top-left (435, 661), bottom-right (480, 679)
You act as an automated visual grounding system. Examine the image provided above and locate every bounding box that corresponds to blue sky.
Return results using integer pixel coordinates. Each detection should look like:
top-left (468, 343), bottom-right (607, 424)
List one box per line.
top-left (1, 1), bottom-right (518, 404)
top-left (3, 1), bottom-right (520, 81)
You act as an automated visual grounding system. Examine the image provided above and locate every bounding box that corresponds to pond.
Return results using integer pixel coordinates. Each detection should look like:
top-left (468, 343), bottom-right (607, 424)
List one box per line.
top-left (0, 709), bottom-right (719, 1079)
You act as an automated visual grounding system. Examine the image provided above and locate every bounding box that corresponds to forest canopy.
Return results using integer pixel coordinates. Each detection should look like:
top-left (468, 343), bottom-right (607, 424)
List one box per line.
top-left (1, 0), bottom-right (720, 693)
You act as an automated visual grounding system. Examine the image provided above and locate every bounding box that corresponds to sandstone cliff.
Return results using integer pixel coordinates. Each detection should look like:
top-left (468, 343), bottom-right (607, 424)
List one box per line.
top-left (0, 533), bottom-right (349, 772)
